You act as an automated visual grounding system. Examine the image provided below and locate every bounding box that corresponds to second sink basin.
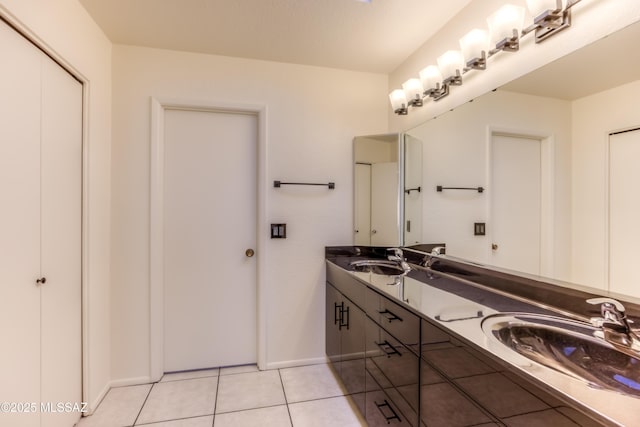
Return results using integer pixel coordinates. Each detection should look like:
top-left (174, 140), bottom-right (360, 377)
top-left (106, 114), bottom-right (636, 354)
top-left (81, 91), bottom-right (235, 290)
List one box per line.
top-left (348, 259), bottom-right (408, 275)
top-left (482, 313), bottom-right (640, 398)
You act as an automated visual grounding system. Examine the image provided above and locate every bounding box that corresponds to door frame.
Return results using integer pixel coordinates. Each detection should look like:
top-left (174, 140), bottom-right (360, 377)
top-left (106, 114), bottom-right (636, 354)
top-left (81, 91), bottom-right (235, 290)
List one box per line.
top-left (486, 126), bottom-right (555, 276)
top-left (150, 97), bottom-right (267, 381)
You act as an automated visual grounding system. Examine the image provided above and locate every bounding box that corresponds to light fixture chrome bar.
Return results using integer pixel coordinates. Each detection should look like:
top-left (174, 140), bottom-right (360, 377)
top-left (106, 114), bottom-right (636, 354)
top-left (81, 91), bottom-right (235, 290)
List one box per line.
top-left (426, 83), bottom-right (449, 101)
top-left (522, 0), bottom-right (582, 43)
top-left (463, 51), bottom-right (487, 72)
top-left (394, 106), bottom-right (408, 115)
top-left (443, 69), bottom-right (462, 86)
top-left (489, 29), bottom-right (520, 56)
top-left (407, 96), bottom-right (423, 108)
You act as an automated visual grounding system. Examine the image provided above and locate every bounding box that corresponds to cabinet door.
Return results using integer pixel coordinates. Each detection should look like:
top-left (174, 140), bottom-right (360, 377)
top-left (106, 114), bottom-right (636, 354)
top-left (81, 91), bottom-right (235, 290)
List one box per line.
top-left (40, 55), bottom-right (83, 427)
top-left (0, 20), bottom-right (43, 427)
top-left (326, 283), bottom-right (342, 368)
top-left (339, 295), bottom-right (366, 398)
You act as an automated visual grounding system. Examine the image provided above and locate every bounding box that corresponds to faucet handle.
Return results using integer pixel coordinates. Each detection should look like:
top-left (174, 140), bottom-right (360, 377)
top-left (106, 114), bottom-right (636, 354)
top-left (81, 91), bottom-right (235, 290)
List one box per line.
top-left (586, 297), bottom-right (626, 313)
top-left (386, 248), bottom-right (402, 258)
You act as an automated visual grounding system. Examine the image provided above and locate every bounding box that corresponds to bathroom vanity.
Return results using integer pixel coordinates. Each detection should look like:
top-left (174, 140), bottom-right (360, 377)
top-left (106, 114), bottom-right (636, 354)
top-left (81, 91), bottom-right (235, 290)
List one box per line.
top-left (326, 246), bottom-right (640, 426)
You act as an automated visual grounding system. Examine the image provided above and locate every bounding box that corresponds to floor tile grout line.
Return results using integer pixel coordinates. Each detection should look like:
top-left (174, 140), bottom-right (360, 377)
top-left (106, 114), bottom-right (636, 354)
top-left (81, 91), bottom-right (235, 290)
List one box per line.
top-left (134, 414), bottom-right (215, 426)
top-left (278, 368), bottom-right (295, 427)
top-left (131, 382), bottom-right (155, 426)
top-left (212, 370), bottom-right (221, 426)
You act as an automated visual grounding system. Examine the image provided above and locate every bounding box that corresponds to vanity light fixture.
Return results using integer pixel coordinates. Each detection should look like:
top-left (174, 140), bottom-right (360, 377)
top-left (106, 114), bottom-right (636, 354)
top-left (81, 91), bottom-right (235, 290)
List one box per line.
top-left (389, 0), bottom-right (587, 114)
top-left (460, 29), bottom-right (490, 71)
top-left (389, 89), bottom-right (408, 115)
top-left (402, 78), bottom-right (424, 107)
top-left (438, 50), bottom-right (464, 86)
top-left (419, 65), bottom-right (448, 101)
top-left (523, 0), bottom-right (582, 42)
top-left (487, 4), bottom-right (525, 54)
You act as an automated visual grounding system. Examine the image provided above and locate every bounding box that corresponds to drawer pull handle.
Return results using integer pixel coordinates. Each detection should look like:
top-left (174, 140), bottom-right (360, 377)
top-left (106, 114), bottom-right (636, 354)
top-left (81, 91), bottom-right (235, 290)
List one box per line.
top-left (334, 302), bottom-right (343, 325)
top-left (375, 399), bottom-right (401, 424)
top-left (379, 309), bottom-right (403, 323)
top-left (340, 306), bottom-right (350, 330)
top-left (375, 340), bottom-right (402, 357)
top-left (335, 302), bottom-right (349, 330)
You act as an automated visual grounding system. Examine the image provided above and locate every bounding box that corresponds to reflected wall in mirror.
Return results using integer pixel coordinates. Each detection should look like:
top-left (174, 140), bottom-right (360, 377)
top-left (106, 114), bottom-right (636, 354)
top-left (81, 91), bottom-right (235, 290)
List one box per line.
top-left (353, 133), bottom-right (424, 247)
top-left (405, 22), bottom-right (640, 299)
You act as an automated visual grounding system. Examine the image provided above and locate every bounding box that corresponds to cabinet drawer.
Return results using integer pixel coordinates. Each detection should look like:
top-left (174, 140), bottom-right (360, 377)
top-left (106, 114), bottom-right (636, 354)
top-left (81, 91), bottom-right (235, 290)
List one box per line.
top-left (365, 317), bottom-right (419, 426)
top-left (326, 261), bottom-right (366, 309)
top-left (365, 288), bottom-right (420, 351)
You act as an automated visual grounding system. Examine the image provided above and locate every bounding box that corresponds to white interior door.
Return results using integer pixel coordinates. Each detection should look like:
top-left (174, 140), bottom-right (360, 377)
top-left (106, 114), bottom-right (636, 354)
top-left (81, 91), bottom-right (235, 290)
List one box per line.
top-left (491, 134), bottom-right (541, 275)
top-left (0, 19), bottom-right (82, 427)
top-left (0, 19), bottom-right (42, 427)
top-left (39, 55), bottom-right (83, 427)
top-left (371, 162), bottom-right (399, 246)
top-left (164, 109), bottom-right (257, 372)
top-left (609, 129), bottom-right (640, 297)
top-left (354, 163), bottom-right (371, 245)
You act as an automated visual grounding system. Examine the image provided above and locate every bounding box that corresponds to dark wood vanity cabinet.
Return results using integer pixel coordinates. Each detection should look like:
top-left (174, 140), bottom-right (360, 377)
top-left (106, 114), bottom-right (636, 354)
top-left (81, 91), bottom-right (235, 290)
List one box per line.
top-left (326, 263), bottom-right (420, 425)
top-left (326, 261), bottom-right (605, 427)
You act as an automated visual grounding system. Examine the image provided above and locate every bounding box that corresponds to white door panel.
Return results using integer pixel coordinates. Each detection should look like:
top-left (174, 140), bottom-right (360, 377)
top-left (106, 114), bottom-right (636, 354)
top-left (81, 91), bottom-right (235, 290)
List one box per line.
top-left (354, 163), bottom-right (371, 245)
top-left (491, 134), bottom-right (541, 275)
top-left (0, 19), bottom-right (82, 427)
top-left (371, 162), bottom-right (399, 246)
top-left (40, 57), bottom-right (83, 427)
top-left (164, 109), bottom-right (257, 371)
top-left (609, 129), bottom-right (640, 297)
top-left (0, 20), bottom-right (42, 426)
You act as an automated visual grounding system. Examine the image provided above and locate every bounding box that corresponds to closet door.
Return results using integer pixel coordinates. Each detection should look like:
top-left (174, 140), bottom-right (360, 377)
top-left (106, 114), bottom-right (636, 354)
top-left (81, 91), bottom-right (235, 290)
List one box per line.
top-left (0, 20), bottom-right (42, 427)
top-left (40, 56), bottom-right (83, 427)
top-left (0, 19), bottom-right (82, 427)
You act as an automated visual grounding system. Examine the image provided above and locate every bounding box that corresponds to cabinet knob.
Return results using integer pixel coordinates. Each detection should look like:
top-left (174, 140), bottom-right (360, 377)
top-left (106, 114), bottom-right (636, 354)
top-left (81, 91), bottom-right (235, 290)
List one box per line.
top-left (245, 248), bottom-right (255, 257)
top-left (36, 277), bottom-right (47, 285)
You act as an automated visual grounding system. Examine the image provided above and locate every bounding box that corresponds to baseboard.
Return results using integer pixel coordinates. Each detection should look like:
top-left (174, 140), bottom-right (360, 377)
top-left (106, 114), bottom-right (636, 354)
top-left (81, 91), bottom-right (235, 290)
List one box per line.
top-left (109, 376), bottom-right (153, 388)
top-left (264, 356), bottom-right (329, 370)
top-left (83, 381), bottom-right (111, 417)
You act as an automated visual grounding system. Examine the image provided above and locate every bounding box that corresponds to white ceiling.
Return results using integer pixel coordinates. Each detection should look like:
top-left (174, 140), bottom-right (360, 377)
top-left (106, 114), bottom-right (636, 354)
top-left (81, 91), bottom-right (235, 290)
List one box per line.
top-left (78, 0), bottom-right (472, 73)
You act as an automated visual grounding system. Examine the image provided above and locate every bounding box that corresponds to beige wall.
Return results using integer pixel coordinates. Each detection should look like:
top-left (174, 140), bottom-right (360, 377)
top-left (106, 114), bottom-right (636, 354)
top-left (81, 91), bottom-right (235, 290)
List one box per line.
top-left (110, 45), bottom-right (388, 381)
top-left (388, 0), bottom-right (640, 132)
top-left (0, 0), bottom-right (112, 413)
top-left (572, 79), bottom-right (640, 293)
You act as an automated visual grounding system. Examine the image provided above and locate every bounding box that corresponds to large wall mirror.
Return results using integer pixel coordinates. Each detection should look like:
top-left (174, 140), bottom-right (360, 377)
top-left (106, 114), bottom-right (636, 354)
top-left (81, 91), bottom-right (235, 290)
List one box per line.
top-left (405, 21), bottom-right (640, 299)
top-left (353, 133), bottom-right (423, 247)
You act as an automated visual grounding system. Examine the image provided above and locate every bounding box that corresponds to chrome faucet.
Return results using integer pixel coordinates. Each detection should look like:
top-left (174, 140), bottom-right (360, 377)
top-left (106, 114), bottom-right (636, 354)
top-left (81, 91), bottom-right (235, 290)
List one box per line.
top-left (587, 297), bottom-right (640, 352)
top-left (386, 248), bottom-right (411, 273)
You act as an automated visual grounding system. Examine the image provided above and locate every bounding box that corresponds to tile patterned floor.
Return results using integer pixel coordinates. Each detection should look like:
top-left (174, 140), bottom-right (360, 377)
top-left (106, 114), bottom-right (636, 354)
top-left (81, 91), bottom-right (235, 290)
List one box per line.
top-left (77, 363), bottom-right (366, 427)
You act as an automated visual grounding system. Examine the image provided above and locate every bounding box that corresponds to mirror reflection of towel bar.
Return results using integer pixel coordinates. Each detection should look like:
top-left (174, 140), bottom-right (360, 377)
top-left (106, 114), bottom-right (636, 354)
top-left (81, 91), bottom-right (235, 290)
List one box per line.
top-left (404, 186), bottom-right (421, 194)
top-left (436, 185), bottom-right (484, 193)
top-left (274, 180), bottom-right (335, 189)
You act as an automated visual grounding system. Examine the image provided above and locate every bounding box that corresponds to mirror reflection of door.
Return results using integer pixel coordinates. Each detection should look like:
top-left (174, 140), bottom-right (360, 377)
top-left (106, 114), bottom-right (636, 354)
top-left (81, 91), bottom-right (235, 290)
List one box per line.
top-left (608, 128), bottom-right (640, 298)
top-left (404, 134), bottom-right (423, 245)
top-left (354, 163), bottom-right (371, 245)
top-left (353, 134), bottom-right (402, 246)
top-left (371, 162), bottom-right (399, 246)
top-left (490, 133), bottom-right (543, 276)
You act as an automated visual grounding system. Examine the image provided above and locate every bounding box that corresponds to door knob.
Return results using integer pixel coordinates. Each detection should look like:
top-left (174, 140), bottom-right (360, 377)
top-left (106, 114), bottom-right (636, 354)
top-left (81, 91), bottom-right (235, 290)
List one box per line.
top-left (491, 243), bottom-right (498, 251)
top-left (245, 248), bottom-right (255, 257)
